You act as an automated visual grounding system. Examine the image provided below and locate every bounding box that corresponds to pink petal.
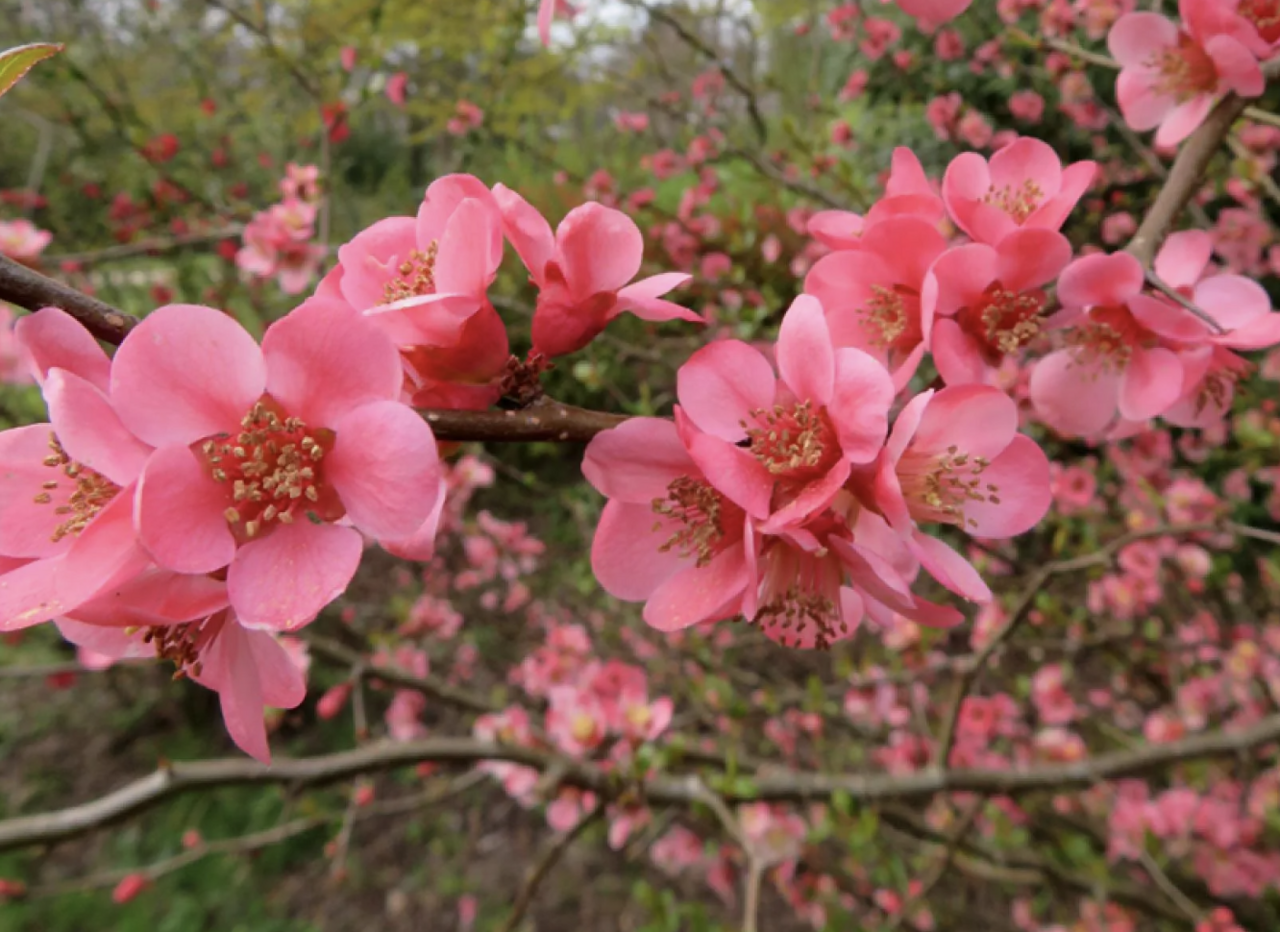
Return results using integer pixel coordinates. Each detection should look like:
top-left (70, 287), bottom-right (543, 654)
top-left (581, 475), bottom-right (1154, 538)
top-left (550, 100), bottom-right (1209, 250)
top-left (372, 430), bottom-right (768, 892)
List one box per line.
top-left (366, 293), bottom-right (486, 348)
top-left (199, 619), bottom-right (271, 763)
top-left (964, 434), bottom-right (1051, 538)
top-left (1029, 350), bottom-right (1121, 437)
top-left (556, 202), bottom-right (644, 299)
top-left (262, 297), bottom-right (402, 427)
top-left (1154, 95), bottom-right (1214, 149)
top-left (931, 319), bottom-right (990, 386)
top-left (135, 444), bottom-right (237, 574)
top-left (807, 210), bottom-right (865, 250)
top-left (434, 197), bottom-right (502, 297)
top-left (995, 229), bottom-right (1074, 291)
top-left (1128, 294), bottom-right (1213, 343)
top-left (1116, 71), bottom-right (1173, 133)
top-left (1154, 230), bottom-right (1213, 289)
top-left (885, 147), bottom-right (933, 198)
top-left (1107, 13), bottom-right (1180, 68)
top-left (336, 216), bottom-right (418, 310)
top-left (913, 384), bottom-right (1018, 460)
top-left (591, 500), bottom-right (689, 601)
top-left (927, 243), bottom-right (997, 317)
top-left (885, 390), bottom-right (934, 463)
top-left (1118, 346), bottom-right (1183, 421)
top-left (0, 557), bottom-right (67, 631)
top-left (44, 370), bottom-right (150, 486)
top-left (643, 543), bottom-right (749, 632)
top-left (1056, 253), bottom-right (1144, 309)
top-left (416, 175), bottom-right (500, 248)
top-left (1193, 275), bottom-right (1271, 331)
top-left (326, 400), bottom-right (441, 540)
top-left (676, 340), bottom-right (776, 441)
top-left (537, 0), bottom-right (555, 45)
top-left (1206, 34), bottom-right (1265, 97)
top-left (582, 417), bottom-right (695, 503)
top-left (777, 294), bottom-right (834, 406)
top-left (988, 138), bottom-right (1061, 201)
top-left (1215, 314), bottom-right (1280, 351)
top-left (228, 521), bottom-right (363, 631)
top-left (14, 307), bottom-right (111, 391)
top-left (71, 569), bottom-right (229, 626)
top-left (861, 217), bottom-right (947, 287)
top-left (111, 304), bottom-right (265, 447)
top-left (828, 347), bottom-right (894, 464)
top-left (910, 530), bottom-right (991, 602)
top-left (682, 431), bottom-right (774, 520)
top-left (381, 474), bottom-right (447, 561)
top-left (55, 493), bottom-right (153, 609)
top-left (492, 184), bottom-right (556, 284)
top-left (616, 274), bottom-right (698, 322)
top-left (1027, 162), bottom-right (1097, 232)
top-left (762, 458), bottom-right (851, 532)
top-left (0, 424), bottom-right (74, 558)
top-left (943, 153), bottom-right (1015, 245)
top-left (829, 537), bottom-right (915, 608)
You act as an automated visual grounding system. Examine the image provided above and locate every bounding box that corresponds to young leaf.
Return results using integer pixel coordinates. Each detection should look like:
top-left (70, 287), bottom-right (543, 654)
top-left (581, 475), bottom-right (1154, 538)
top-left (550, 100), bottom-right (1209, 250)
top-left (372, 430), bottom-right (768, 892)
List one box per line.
top-left (0, 43), bottom-right (63, 100)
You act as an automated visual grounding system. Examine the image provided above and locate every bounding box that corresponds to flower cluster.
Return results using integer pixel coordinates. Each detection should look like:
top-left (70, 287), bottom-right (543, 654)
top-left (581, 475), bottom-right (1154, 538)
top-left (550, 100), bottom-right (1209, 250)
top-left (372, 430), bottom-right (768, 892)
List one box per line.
top-left (235, 163), bottom-right (327, 295)
top-left (0, 217), bottom-right (52, 264)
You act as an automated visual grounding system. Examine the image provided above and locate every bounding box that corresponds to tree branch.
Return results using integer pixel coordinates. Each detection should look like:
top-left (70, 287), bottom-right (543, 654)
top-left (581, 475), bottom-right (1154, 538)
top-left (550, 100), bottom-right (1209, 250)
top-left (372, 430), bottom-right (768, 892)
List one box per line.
top-left (497, 802), bottom-right (604, 932)
top-left (0, 254), bottom-right (138, 343)
top-left (5, 711), bottom-right (1280, 854)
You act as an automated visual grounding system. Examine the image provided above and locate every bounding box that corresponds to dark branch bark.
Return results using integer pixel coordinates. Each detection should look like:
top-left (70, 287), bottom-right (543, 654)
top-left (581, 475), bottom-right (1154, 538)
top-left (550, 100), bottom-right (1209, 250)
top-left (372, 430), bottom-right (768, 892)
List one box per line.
top-left (0, 254), bottom-right (138, 344)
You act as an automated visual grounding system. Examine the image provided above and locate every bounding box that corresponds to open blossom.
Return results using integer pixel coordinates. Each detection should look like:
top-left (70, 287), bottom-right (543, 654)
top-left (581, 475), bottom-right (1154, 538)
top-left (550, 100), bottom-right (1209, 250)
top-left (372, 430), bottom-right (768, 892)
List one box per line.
top-left (1208, 0), bottom-right (1280, 57)
top-left (0, 309), bottom-right (154, 631)
top-left (925, 228), bottom-right (1073, 385)
top-left (493, 186), bottom-right (697, 357)
top-left (56, 572), bottom-right (305, 763)
top-left (324, 174), bottom-right (509, 409)
top-left (893, 0), bottom-right (974, 31)
top-left (941, 137), bottom-right (1096, 246)
top-left (113, 300), bottom-right (441, 630)
top-left (1108, 5), bottom-right (1264, 148)
top-left (675, 295), bottom-right (894, 529)
top-left (1030, 251), bottom-right (1185, 437)
top-left (865, 384), bottom-right (1051, 602)
top-left (805, 215), bottom-right (948, 389)
top-left (0, 218), bottom-right (52, 263)
top-left (237, 197), bottom-right (326, 295)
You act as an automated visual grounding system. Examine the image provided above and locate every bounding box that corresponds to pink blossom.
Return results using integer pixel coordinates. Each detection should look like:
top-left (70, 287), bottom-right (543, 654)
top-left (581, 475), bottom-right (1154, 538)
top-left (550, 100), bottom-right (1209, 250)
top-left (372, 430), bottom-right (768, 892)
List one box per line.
top-left (807, 148), bottom-right (945, 252)
top-left (867, 384), bottom-right (1051, 601)
top-left (114, 300), bottom-right (440, 630)
top-left (325, 174), bottom-right (508, 409)
top-left (894, 0), bottom-right (974, 30)
top-left (1109, 5), bottom-right (1264, 148)
top-left (805, 215), bottom-right (948, 389)
top-left (0, 219), bottom-right (52, 263)
top-left (385, 71), bottom-right (408, 107)
top-left (1009, 90), bottom-right (1045, 123)
top-left (926, 228), bottom-right (1073, 385)
top-left (493, 186), bottom-right (697, 357)
top-left (943, 138), bottom-right (1097, 246)
top-left (1209, 0), bottom-right (1280, 57)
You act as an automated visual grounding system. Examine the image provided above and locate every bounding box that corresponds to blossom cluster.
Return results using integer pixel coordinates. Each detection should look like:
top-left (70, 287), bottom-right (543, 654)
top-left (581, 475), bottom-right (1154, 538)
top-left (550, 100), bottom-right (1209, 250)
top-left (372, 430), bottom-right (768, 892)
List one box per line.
top-left (235, 163), bottom-right (327, 295)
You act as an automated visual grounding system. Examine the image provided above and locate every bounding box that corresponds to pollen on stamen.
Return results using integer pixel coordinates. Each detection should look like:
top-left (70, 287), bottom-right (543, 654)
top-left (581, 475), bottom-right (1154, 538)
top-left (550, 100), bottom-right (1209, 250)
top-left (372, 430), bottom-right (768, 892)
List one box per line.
top-left (383, 241), bottom-right (441, 303)
top-left (860, 284), bottom-right (909, 348)
top-left (203, 398), bottom-right (334, 539)
top-left (743, 401), bottom-right (838, 477)
top-left (900, 445), bottom-right (999, 529)
top-left (983, 179), bottom-right (1044, 224)
top-left (958, 284), bottom-right (1043, 357)
top-left (35, 434), bottom-right (122, 542)
top-left (651, 476), bottom-right (738, 567)
top-left (756, 586), bottom-right (845, 651)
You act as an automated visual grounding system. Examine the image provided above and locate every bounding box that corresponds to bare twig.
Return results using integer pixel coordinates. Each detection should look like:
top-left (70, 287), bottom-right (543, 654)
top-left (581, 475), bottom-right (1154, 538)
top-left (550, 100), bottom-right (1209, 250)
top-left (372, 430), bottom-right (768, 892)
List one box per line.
top-left (1139, 849), bottom-right (1205, 924)
top-left (497, 802), bottom-right (604, 932)
top-left (47, 227), bottom-right (244, 266)
top-left (1143, 269), bottom-right (1225, 334)
top-left (742, 857), bottom-right (764, 932)
top-left (0, 254), bottom-right (138, 343)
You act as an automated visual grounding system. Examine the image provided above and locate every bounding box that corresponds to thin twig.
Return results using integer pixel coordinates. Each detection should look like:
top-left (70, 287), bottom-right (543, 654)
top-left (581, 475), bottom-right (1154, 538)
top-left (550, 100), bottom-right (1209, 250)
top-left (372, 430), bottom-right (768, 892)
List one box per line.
top-left (741, 857), bottom-right (764, 932)
top-left (0, 254), bottom-right (138, 343)
top-left (1139, 850), bottom-right (1205, 924)
top-left (497, 803), bottom-right (604, 932)
top-left (1143, 269), bottom-right (1225, 334)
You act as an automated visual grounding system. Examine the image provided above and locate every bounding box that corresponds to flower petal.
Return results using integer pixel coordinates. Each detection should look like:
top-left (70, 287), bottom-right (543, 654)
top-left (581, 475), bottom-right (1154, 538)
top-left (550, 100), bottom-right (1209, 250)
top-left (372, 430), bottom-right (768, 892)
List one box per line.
top-left (591, 500), bottom-right (689, 601)
top-left (964, 434), bottom-right (1051, 538)
top-left (676, 340), bottom-right (776, 441)
top-left (135, 444), bottom-right (238, 574)
top-left (45, 369), bottom-right (151, 486)
top-left (643, 542), bottom-right (749, 632)
top-left (14, 307), bottom-right (111, 391)
top-left (1118, 346), bottom-right (1183, 421)
top-left (228, 522), bottom-right (362, 631)
top-left (582, 417), bottom-right (696, 503)
top-left (556, 202), bottom-right (643, 299)
top-left (326, 400), bottom-right (441, 540)
top-left (776, 295), bottom-right (835, 406)
top-left (828, 348), bottom-right (894, 463)
top-left (111, 304), bottom-right (265, 447)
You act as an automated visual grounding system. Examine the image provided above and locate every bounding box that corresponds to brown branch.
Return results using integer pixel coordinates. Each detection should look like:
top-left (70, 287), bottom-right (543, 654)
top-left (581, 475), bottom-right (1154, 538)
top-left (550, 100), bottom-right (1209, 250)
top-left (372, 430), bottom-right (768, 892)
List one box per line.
top-left (0, 254), bottom-right (138, 343)
top-left (1143, 269), bottom-right (1225, 334)
top-left (4, 711), bottom-right (1280, 855)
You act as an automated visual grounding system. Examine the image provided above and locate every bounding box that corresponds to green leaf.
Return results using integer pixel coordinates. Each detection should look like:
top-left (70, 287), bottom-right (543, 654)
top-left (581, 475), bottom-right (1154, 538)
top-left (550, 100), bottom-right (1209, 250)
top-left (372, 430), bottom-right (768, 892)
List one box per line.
top-left (0, 43), bottom-right (63, 100)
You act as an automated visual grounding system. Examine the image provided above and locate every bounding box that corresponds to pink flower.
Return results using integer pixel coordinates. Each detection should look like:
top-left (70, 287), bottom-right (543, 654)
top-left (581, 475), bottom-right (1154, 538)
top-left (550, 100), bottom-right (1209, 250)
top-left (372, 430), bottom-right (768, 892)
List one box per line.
top-left (339, 46), bottom-right (357, 72)
top-left (866, 384), bottom-right (1051, 601)
top-left (385, 71), bottom-right (408, 107)
top-left (893, 0), bottom-right (974, 31)
top-left (492, 186), bottom-right (698, 357)
top-left (1208, 0), bottom-right (1280, 57)
top-left (326, 174), bottom-right (509, 409)
top-left (676, 295), bottom-right (894, 529)
top-left (1009, 90), bottom-right (1045, 123)
top-left (0, 219), bottom-right (52, 263)
top-left (942, 137), bottom-right (1096, 245)
top-left (925, 228), bottom-right (1074, 385)
top-left (537, 0), bottom-right (579, 45)
top-left (805, 215), bottom-right (948, 389)
top-left (0, 309), bottom-right (154, 631)
top-left (1109, 6), bottom-right (1264, 148)
top-left (1030, 251), bottom-right (1186, 436)
top-left (114, 300), bottom-right (441, 630)
top-left (112, 874), bottom-right (150, 904)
